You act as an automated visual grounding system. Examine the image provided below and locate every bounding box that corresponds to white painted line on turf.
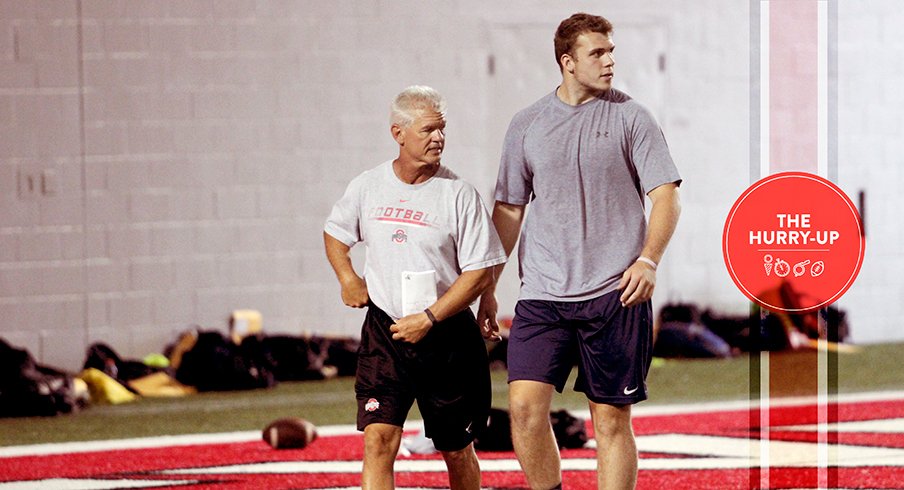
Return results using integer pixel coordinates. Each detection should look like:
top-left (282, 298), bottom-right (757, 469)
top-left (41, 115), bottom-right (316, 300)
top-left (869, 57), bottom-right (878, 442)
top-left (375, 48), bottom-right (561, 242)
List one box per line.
top-left (0, 426), bottom-right (359, 458)
top-left (637, 434), bottom-right (904, 468)
top-left (631, 389), bottom-right (904, 418)
top-left (0, 479), bottom-right (197, 489)
top-left (0, 431), bottom-right (260, 458)
top-left (777, 417), bottom-right (904, 433)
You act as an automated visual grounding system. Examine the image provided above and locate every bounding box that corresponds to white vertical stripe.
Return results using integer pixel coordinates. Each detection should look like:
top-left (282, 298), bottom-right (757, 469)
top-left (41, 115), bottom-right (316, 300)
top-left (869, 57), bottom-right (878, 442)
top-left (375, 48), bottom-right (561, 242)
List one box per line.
top-left (817, 1), bottom-right (828, 178)
top-left (817, 3), bottom-right (830, 488)
top-left (760, 0), bottom-right (771, 179)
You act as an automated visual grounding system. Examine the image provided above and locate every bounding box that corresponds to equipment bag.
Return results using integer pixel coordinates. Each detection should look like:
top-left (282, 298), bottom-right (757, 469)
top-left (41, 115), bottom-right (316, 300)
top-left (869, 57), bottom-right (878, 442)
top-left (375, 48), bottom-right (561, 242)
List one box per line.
top-left (0, 339), bottom-right (79, 417)
top-left (175, 331), bottom-right (276, 392)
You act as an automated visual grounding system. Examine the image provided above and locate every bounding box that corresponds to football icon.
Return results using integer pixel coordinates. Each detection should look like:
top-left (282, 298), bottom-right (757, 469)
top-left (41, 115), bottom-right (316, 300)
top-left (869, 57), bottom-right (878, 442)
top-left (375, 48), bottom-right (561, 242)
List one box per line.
top-left (262, 417), bottom-right (318, 449)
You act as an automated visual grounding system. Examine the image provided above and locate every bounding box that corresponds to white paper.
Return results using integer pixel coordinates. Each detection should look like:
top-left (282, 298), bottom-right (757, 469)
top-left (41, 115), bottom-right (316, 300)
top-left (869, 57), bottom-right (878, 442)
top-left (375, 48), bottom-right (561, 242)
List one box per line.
top-left (401, 270), bottom-right (437, 317)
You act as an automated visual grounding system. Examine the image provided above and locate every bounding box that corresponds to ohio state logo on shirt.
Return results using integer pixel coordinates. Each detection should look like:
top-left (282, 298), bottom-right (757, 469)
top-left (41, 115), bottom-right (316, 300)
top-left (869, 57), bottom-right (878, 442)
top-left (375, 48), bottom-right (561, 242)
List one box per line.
top-left (392, 229), bottom-right (407, 243)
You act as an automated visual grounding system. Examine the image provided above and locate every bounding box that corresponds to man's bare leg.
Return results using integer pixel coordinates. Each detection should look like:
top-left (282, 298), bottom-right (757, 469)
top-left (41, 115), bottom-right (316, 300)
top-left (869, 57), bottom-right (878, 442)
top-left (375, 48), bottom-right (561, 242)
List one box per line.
top-left (589, 401), bottom-right (637, 490)
top-left (509, 380), bottom-right (561, 489)
top-left (362, 423), bottom-right (402, 490)
top-left (441, 442), bottom-right (481, 490)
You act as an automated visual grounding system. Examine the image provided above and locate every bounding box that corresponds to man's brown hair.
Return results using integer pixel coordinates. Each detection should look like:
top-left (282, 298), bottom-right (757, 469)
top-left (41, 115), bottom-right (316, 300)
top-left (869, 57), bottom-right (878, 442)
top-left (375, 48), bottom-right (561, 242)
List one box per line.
top-left (554, 13), bottom-right (614, 71)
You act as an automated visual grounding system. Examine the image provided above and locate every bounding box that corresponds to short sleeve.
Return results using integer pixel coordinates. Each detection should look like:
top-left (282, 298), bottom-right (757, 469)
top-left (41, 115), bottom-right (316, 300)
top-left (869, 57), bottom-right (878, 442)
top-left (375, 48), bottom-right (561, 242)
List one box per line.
top-left (628, 104), bottom-right (682, 194)
top-left (456, 187), bottom-right (507, 272)
top-left (323, 176), bottom-right (364, 246)
top-left (494, 116), bottom-right (534, 205)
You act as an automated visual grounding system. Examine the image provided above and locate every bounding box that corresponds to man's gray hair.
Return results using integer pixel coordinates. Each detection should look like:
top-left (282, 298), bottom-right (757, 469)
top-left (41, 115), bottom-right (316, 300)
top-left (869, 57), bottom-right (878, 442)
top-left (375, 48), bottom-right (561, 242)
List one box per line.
top-left (390, 85), bottom-right (446, 128)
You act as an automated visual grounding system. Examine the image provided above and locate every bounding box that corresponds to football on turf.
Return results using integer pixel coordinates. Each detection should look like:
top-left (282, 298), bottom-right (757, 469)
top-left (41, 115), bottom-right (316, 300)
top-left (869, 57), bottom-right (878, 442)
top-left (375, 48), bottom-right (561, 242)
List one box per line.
top-left (262, 417), bottom-right (318, 449)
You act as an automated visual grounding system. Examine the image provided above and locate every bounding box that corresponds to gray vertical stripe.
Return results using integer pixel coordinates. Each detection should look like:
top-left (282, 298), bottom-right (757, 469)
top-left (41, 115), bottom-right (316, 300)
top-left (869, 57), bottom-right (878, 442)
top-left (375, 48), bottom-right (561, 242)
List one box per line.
top-left (826, 2), bottom-right (840, 486)
top-left (750, 0), bottom-right (761, 184)
top-left (828, 0), bottom-right (838, 183)
top-left (747, 4), bottom-right (763, 487)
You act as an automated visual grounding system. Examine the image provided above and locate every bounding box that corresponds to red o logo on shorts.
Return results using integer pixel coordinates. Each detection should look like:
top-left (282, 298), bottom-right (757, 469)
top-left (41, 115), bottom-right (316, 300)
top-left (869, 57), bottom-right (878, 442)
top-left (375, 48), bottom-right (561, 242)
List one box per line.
top-left (365, 398), bottom-right (380, 412)
top-left (722, 172), bottom-right (865, 313)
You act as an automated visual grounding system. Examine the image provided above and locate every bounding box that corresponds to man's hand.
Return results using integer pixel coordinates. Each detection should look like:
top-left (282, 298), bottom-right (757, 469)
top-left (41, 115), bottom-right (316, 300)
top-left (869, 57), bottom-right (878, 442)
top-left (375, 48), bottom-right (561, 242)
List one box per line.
top-left (324, 233), bottom-right (369, 308)
top-left (390, 312), bottom-right (433, 343)
top-left (476, 291), bottom-right (502, 341)
top-left (618, 261), bottom-right (656, 307)
top-left (340, 275), bottom-right (369, 308)
top-left (618, 182), bottom-right (679, 308)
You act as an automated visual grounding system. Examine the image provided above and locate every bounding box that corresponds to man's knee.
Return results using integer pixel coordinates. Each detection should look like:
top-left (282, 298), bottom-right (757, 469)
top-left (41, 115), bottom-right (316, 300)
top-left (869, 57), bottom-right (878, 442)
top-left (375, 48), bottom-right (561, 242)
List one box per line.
top-left (509, 401), bottom-right (550, 433)
top-left (590, 404), bottom-right (633, 439)
top-left (363, 424), bottom-right (402, 459)
top-left (441, 444), bottom-right (475, 465)
top-left (593, 417), bottom-right (633, 440)
top-left (509, 381), bottom-right (554, 429)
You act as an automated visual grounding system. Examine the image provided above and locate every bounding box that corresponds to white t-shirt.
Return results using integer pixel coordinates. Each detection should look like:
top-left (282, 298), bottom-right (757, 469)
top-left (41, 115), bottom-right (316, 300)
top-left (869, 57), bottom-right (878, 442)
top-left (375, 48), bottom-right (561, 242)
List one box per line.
top-left (325, 161), bottom-right (506, 320)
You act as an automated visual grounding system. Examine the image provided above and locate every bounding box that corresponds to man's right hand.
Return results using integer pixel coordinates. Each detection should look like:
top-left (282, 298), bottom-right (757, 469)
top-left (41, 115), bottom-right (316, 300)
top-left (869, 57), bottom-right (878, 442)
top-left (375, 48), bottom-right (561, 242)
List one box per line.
top-left (476, 291), bottom-right (502, 341)
top-left (340, 275), bottom-right (369, 308)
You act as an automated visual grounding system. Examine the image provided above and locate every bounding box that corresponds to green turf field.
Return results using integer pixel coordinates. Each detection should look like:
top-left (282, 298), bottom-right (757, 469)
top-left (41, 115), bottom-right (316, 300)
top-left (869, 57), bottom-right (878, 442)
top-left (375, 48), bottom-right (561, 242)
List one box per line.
top-left (2, 342), bottom-right (902, 447)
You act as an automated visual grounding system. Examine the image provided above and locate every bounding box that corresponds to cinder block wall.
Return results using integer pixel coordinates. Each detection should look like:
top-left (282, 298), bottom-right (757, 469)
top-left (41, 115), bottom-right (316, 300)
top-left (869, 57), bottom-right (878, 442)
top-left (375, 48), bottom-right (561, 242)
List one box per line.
top-left (0, 0), bottom-right (899, 370)
top-left (836, 0), bottom-right (904, 343)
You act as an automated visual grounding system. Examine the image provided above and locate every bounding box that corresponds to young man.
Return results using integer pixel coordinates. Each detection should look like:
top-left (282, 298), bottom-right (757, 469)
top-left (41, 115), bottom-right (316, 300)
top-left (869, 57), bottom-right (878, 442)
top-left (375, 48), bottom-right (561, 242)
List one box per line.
top-left (324, 86), bottom-right (506, 490)
top-left (477, 13), bottom-right (682, 490)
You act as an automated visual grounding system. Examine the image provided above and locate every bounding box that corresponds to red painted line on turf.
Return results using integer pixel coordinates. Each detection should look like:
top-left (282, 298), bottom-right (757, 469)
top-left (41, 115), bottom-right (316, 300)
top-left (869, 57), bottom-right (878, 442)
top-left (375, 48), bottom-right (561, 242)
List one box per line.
top-left (1, 396), bottom-right (902, 489)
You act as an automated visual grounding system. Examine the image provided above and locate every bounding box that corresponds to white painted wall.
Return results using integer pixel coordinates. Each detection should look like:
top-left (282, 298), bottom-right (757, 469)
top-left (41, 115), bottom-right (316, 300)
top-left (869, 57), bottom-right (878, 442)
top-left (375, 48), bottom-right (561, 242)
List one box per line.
top-left (0, 0), bottom-right (899, 370)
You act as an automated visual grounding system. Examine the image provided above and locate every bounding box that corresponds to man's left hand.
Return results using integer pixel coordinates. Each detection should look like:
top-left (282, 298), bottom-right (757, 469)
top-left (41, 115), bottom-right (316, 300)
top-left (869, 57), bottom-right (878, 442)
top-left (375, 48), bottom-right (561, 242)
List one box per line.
top-left (618, 261), bottom-right (656, 307)
top-left (390, 312), bottom-right (433, 343)
top-left (476, 292), bottom-right (502, 341)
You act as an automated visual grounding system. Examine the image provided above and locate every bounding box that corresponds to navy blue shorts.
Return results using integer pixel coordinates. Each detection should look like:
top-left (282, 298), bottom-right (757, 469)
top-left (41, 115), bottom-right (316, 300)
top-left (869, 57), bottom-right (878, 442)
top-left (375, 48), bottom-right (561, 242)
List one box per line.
top-left (507, 289), bottom-right (653, 405)
top-left (355, 303), bottom-right (490, 451)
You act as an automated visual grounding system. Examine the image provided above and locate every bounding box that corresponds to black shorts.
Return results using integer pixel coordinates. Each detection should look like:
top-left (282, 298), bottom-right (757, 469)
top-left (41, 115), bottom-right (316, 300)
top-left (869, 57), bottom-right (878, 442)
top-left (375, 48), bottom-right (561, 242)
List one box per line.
top-left (506, 290), bottom-right (653, 405)
top-left (355, 303), bottom-right (491, 452)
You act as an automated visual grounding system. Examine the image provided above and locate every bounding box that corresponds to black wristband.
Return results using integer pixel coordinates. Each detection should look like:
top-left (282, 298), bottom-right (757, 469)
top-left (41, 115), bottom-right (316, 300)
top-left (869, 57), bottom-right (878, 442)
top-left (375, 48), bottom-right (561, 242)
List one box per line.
top-left (424, 308), bottom-right (437, 326)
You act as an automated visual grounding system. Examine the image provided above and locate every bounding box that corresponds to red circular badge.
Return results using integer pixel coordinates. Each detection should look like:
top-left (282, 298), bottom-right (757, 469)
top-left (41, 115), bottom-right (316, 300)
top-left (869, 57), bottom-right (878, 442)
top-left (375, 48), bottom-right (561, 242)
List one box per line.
top-left (723, 172), bottom-right (865, 313)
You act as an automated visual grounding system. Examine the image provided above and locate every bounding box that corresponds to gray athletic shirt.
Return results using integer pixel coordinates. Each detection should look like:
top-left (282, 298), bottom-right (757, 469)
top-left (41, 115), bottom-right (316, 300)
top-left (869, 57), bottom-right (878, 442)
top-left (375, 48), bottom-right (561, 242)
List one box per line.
top-left (325, 161), bottom-right (506, 320)
top-left (495, 89), bottom-right (681, 301)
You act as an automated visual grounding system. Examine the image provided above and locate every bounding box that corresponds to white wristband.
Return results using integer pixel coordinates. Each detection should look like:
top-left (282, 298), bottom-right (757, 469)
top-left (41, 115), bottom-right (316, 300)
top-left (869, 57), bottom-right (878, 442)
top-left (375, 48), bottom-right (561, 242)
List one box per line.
top-left (636, 256), bottom-right (658, 270)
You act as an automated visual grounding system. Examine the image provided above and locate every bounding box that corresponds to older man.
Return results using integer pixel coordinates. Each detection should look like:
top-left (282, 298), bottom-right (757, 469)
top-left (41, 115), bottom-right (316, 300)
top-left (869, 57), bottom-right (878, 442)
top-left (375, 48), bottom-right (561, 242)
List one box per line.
top-left (324, 85), bottom-right (506, 489)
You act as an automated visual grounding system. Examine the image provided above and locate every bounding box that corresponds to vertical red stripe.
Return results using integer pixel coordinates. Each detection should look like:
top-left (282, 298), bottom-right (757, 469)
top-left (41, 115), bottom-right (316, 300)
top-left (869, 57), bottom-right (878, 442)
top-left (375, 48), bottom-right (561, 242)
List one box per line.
top-left (767, 3), bottom-right (821, 488)
top-left (770, 0), bottom-right (819, 173)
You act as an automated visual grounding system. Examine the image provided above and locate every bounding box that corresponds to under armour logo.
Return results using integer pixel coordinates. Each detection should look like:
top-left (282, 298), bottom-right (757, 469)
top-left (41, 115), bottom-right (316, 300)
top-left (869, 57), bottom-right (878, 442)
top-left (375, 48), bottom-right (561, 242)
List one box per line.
top-left (596, 131), bottom-right (609, 138)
